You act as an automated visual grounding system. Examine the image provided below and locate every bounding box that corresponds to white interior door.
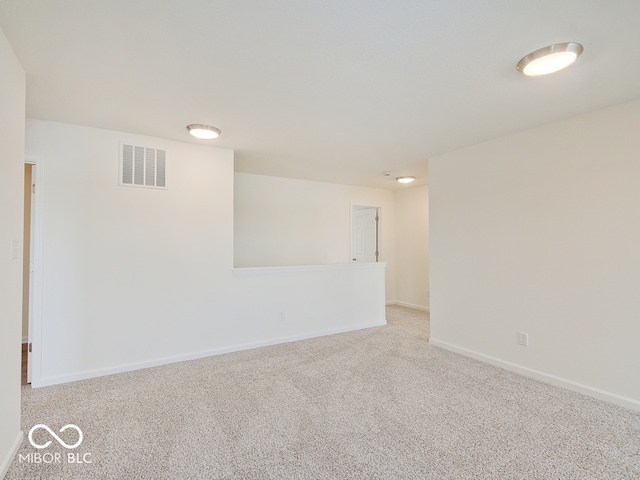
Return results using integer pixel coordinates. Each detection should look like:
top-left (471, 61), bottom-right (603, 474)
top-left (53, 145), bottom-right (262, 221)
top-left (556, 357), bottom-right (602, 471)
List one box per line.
top-left (352, 207), bottom-right (378, 263)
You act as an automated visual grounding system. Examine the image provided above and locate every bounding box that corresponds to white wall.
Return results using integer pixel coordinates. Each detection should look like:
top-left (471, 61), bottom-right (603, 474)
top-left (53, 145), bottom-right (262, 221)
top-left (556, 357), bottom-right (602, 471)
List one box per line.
top-left (233, 263), bottom-right (387, 345)
top-left (0, 26), bottom-right (25, 479)
top-left (429, 99), bottom-right (640, 410)
top-left (395, 184), bottom-right (429, 310)
top-left (234, 172), bottom-right (397, 301)
top-left (26, 119), bottom-right (236, 383)
top-left (25, 120), bottom-right (386, 387)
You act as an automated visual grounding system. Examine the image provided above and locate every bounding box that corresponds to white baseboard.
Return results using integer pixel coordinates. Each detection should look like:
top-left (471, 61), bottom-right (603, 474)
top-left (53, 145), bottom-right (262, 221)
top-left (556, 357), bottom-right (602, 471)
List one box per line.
top-left (0, 431), bottom-right (23, 480)
top-left (429, 337), bottom-right (640, 412)
top-left (394, 301), bottom-right (430, 312)
top-left (386, 301), bottom-right (430, 312)
top-left (33, 320), bottom-right (386, 388)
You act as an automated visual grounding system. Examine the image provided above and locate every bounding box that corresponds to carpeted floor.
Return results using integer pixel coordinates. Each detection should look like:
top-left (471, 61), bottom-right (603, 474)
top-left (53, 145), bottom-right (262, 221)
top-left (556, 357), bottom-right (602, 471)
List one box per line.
top-left (6, 306), bottom-right (640, 479)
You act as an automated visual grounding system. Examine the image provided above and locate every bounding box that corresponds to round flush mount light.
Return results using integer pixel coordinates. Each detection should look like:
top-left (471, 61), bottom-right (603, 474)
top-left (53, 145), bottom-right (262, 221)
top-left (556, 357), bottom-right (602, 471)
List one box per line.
top-left (516, 42), bottom-right (583, 77)
top-left (186, 124), bottom-right (221, 139)
top-left (396, 176), bottom-right (416, 184)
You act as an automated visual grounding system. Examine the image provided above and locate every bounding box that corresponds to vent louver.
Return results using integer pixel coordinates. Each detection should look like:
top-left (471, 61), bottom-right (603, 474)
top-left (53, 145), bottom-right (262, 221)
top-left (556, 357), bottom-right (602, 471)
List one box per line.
top-left (120, 143), bottom-right (166, 188)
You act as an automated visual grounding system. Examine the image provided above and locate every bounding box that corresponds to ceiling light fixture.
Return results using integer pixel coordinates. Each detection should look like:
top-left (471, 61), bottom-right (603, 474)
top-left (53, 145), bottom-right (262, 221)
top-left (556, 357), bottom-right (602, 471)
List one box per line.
top-left (186, 124), bottom-right (221, 139)
top-left (516, 42), bottom-right (583, 77)
top-left (396, 176), bottom-right (416, 184)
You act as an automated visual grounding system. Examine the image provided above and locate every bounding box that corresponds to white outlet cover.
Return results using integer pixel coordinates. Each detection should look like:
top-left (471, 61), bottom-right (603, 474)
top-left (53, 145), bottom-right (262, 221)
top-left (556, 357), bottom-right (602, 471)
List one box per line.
top-left (518, 332), bottom-right (529, 346)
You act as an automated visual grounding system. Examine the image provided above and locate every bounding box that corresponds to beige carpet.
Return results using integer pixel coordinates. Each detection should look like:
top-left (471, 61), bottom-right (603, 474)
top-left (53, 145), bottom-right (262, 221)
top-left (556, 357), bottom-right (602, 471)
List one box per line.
top-left (6, 306), bottom-right (640, 479)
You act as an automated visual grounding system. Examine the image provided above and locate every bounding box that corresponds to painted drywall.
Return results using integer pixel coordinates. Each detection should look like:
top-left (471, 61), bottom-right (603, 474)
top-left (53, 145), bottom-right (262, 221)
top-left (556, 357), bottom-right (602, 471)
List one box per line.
top-left (394, 184), bottom-right (429, 310)
top-left (25, 120), bottom-right (386, 387)
top-left (0, 26), bottom-right (25, 479)
top-left (234, 172), bottom-right (397, 301)
top-left (232, 263), bottom-right (387, 345)
top-left (429, 99), bottom-right (640, 410)
top-left (25, 119), bottom-right (235, 382)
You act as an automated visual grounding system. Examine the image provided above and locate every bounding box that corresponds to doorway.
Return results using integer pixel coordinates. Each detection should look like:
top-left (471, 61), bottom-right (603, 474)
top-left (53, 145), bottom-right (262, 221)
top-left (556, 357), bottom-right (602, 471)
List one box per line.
top-left (351, 205), bottom-right (380, 263)
top-left (22, 163), bottom-right (33, 385)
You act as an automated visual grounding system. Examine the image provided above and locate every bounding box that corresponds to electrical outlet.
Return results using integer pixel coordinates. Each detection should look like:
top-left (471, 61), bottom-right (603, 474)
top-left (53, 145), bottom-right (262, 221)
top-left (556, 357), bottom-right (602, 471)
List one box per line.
top-left (518, 332), bottom-right (529, 347)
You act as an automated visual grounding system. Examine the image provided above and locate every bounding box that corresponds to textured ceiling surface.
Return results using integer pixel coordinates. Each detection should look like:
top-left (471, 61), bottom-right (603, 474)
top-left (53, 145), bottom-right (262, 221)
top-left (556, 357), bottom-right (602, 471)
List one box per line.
top-left (2, 1), bottom-right (640, 189)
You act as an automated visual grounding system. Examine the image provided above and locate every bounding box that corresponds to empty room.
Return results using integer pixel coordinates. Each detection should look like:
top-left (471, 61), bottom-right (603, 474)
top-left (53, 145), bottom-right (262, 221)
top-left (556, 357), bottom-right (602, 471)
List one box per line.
top-left (1, 1), bottom-right (640, 479)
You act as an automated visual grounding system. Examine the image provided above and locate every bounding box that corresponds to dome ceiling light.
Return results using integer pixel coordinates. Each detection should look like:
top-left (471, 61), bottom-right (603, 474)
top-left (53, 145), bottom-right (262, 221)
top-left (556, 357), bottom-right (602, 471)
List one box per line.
top-left (396, 176), bottom-right (416, 184)
top-left (516, 42), bottom-right (584, 77)
top-left (186, 124), bottom-right (221, 139)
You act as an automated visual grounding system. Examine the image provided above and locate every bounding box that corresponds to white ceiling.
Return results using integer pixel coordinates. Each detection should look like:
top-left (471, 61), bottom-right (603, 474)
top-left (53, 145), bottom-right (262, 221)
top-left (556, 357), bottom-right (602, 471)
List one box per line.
top-left (2, 1), bottom-right (640, 190)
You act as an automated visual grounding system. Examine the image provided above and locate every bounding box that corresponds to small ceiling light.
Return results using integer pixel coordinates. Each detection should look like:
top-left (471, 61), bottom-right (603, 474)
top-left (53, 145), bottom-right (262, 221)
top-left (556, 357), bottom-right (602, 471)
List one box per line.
top-left (186, 124), bottom-right (221, 139)
top-left (516, 42), bottom-right (583, 77)
top-left (396, 176), bottom-right (416, 184)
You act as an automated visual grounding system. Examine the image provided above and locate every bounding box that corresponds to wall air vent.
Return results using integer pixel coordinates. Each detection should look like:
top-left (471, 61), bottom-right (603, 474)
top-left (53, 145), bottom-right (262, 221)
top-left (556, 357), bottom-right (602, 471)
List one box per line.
top-left (120, 143), bottom-right (166, 189)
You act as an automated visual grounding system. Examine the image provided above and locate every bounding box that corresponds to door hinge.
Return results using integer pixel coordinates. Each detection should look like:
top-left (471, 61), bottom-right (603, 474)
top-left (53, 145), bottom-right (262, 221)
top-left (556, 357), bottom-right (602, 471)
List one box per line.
top-left (32, 183), bottom-right (36, 193)
top-left (28, 343), bottom-right (32, 353)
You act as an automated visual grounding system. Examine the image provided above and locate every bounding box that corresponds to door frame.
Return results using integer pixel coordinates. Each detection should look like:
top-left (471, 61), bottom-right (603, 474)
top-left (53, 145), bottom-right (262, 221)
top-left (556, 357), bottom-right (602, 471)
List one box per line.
top-left (25, 155), bottom-right (44, 386)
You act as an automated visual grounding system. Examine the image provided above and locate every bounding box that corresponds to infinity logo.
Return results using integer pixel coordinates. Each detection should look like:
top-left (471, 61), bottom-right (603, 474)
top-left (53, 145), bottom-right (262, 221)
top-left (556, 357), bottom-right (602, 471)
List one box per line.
top-left (28, 424), bottom-right (84, 450)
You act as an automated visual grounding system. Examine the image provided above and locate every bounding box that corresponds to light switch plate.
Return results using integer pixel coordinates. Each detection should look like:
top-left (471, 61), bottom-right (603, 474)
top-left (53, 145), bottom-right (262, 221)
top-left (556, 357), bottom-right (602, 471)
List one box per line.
top-left (10, 239), bottom-right (21, 260)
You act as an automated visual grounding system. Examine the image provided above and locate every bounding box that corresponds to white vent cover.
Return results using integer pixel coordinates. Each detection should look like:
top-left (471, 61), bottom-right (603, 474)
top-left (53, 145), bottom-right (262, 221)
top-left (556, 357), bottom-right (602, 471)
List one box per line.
top-left (120, 143), bottom-right (166, 188)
